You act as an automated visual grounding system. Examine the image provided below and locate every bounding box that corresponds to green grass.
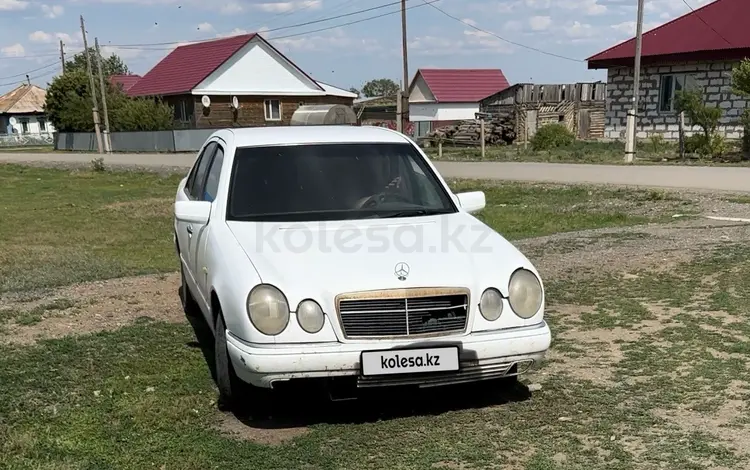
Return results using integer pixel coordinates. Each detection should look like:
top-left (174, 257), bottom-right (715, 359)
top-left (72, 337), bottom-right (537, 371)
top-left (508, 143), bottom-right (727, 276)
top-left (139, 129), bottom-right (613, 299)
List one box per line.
top-left (0, 164), bottom-right (183, 293)
top-left (1, 244), bottom-right (748, 469)
top-left (424, 140), bottom-right (750, 166)
top-left (0, 165), bottom-right (687, 294)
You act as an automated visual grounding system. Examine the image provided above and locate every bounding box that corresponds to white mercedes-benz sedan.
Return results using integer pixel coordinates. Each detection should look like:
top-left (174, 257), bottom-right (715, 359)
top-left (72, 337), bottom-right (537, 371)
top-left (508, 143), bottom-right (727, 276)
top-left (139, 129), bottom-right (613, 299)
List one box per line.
top-left (174, 125), bottom-right (551, 409)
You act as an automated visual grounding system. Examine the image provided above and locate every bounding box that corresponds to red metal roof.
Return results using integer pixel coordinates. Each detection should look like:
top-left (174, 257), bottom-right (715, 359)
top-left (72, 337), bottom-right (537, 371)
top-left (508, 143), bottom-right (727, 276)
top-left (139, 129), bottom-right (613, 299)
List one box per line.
top-left (128, 34), bottom-right (256, 96)
top-left (109, 74), bottom-right (141, 93)
top-left (588, 0), bottom-right (750, 68)
top-left (127, 33), bottom-right (326, 97)
top-left (414, 68), bottom-right (509, 103)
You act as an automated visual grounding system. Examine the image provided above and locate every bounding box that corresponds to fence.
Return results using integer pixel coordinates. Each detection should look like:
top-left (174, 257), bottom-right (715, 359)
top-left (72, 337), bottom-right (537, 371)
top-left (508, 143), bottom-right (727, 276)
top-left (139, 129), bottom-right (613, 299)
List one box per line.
top-left (0, 133), bottom-right (54, 148)
top-left (55, 129), bottom-right (219, 152)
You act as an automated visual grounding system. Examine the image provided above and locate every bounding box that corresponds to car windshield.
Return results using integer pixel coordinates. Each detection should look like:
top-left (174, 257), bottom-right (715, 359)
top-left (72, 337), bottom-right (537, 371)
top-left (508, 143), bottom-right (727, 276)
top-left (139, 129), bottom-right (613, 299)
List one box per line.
top-left (227, 142), bottom-right (457, 222)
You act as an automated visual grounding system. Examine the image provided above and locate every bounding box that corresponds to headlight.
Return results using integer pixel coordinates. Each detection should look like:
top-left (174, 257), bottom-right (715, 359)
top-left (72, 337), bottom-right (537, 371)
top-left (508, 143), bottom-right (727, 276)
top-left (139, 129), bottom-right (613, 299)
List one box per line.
top-left (246, 284), bottom-right (289, 335)
top-left (508, 269), bottom-right (543, 319)
top-left (297, 299), bottom-right (325, 334)
top-left (479, 288), bottom-right (503, 321)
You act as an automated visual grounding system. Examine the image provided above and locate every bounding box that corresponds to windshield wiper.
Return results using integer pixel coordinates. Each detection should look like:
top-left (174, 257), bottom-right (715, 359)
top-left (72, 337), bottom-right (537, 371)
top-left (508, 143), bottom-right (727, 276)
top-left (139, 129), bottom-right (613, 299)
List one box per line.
top-left (378, 209), bottom-right (451, 218)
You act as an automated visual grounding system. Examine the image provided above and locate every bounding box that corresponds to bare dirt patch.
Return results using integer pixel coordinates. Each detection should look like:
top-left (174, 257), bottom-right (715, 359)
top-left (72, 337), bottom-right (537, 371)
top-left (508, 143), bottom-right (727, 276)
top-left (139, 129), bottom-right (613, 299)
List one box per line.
top-left (216, 413), bottom-right (310, 446)
top-left (0, 273), bottom-right (184, 345)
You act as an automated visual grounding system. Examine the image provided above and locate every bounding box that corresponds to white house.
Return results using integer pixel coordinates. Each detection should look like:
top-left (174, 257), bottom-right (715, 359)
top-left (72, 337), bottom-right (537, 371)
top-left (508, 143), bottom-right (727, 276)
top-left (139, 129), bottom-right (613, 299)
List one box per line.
top-left (0, 83), bottom-right (54, 137)
top-left (408, 68), bottom-right (510, 138)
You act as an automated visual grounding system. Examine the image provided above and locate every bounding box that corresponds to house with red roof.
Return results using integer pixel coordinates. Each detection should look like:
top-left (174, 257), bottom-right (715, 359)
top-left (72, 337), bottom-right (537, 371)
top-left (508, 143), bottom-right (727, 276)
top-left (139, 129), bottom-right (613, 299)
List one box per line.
top-left (588, 0), bottom-right (749, 140)
top-left (109, 74), bottom-right (142, 94)
top-left (124, 33), bottom-right (356, 129)
top-left (408, 68), bottom-right (509, 137)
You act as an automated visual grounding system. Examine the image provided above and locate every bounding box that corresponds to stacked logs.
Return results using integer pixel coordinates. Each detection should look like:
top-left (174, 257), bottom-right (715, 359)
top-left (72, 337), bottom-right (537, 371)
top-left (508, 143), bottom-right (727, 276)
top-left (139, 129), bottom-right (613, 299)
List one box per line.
top-left (424, 112), bottom-right (517, 146)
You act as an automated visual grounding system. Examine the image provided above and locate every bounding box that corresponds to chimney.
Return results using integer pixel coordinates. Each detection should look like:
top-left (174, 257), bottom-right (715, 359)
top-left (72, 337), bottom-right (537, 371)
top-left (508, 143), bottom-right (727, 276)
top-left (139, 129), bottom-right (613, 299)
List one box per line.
top-left (25, 74), bottom-right (30, 85)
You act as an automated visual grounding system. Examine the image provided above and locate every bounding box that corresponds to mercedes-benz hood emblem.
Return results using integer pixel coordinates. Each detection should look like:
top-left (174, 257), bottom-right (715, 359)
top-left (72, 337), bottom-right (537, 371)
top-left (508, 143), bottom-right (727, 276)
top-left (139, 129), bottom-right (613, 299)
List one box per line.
top-left (394, 262), bottom-right (410, 281)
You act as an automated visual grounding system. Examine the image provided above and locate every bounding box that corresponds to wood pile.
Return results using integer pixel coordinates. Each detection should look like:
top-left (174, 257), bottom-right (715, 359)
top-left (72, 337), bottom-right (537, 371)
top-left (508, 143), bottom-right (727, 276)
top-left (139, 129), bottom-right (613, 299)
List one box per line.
top-left (424, 111), bottom-right (517, 146)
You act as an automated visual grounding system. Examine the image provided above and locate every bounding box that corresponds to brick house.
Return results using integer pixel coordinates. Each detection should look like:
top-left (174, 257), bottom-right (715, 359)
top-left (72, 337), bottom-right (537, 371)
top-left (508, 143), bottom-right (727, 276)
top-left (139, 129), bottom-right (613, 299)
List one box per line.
top-left (587, 0), bottom-right (749, 140)
top-left (408, 68), bottom-right (509, 138)
top-left (125, 33), bottom-right (356, 128)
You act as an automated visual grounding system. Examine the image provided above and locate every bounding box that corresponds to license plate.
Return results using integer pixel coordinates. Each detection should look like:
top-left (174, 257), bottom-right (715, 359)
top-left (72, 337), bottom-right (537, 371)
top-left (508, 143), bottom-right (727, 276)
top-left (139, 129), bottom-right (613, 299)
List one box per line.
top-left (360, 346), bottom-right (460, 376)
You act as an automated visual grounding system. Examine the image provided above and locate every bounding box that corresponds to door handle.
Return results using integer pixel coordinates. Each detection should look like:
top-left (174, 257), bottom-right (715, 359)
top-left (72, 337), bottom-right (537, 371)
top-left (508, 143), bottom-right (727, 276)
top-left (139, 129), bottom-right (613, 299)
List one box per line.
top-left (186, 224), bottom-right (193, 236)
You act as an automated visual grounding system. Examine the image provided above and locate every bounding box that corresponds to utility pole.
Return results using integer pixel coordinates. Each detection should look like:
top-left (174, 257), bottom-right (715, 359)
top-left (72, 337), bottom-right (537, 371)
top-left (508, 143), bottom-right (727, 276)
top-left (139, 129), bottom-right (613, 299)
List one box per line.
top-left (94, 37), bottom-right (112, 153)
top-left (59, 40), bottom-right (66, 73)
top-left (399, 0), bottom-right (410, 135)
top-left (80, 15), bottom-right (103, 154)
top-left (625, 0), bottom-right (645, 163)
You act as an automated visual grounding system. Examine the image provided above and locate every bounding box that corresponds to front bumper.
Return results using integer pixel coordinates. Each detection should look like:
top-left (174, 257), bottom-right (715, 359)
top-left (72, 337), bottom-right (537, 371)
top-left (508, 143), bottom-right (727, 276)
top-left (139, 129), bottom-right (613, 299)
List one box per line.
top-left (226, 321), bottom-right (552, 389)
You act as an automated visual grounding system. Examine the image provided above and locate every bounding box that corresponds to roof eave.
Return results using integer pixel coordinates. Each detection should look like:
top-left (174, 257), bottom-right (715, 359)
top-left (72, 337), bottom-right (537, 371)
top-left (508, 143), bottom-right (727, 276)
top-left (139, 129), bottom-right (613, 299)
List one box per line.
top-left (588, 48), bottom-right (750, 69)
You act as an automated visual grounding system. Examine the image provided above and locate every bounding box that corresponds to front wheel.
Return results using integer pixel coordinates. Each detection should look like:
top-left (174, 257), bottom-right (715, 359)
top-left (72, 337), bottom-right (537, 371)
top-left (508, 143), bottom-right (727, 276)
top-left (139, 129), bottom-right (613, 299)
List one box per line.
top-left (214, 313), bottom-right (243, 411)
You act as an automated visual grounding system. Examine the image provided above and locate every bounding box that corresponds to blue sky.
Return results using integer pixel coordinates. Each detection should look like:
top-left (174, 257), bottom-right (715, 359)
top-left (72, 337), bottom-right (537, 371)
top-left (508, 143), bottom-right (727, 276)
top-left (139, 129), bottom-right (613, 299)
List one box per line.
top-left (0, 0), bottom-right (712, 94)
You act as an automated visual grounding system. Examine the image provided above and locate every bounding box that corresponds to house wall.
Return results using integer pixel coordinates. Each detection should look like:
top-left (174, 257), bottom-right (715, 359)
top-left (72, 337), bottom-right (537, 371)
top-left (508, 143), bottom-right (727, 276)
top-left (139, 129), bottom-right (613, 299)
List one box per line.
top-left (409, 76), bottom-right (435, 102)
top-left (1, 114), bottom-right (55, 135)
top-left (409, 102), bottom-right (479, 122)
top-left (163, 94), bottom-right (354, 129)
top-left (605, 60), bottom-right (745, 140)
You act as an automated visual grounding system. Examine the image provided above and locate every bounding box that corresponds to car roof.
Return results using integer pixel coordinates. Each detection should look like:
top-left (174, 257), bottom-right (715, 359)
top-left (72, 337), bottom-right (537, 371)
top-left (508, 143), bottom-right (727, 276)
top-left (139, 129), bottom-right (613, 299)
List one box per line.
top-left (223, 125), bottom-right (412, 147)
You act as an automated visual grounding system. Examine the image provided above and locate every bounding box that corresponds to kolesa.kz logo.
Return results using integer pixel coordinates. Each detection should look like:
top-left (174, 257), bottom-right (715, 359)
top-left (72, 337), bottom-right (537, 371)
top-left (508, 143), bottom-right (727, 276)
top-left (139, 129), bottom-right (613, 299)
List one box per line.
top-left (381, 353), bottom-right (441, 369)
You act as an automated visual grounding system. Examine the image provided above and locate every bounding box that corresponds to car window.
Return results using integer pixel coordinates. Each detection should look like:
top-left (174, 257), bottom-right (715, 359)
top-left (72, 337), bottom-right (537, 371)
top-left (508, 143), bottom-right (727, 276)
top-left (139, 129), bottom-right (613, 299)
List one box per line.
top-left (203, 145), bottom-right (224, 202)
top-left (226, 142), bottom-right (457, 222)
top-left (188, 142), bottom-right (217, 200)
top-left (185, 142), bottom-right (214, 195)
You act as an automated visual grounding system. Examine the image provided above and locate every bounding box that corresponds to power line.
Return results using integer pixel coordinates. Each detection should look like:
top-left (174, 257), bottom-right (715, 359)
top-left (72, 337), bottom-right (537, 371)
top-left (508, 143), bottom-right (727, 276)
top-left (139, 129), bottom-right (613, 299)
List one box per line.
top-left (110, 0), bottom-right (417, 48)
top-left (680, 0), bottom-right (732, 47)
top-left (420, 0), bottom-right (584, 62)
top-left (0, 51), bottom-right (65, 61)
top-left (0, 67), bottom-right (59, 88)
top-left (0, 61), bottom-right (59, 80)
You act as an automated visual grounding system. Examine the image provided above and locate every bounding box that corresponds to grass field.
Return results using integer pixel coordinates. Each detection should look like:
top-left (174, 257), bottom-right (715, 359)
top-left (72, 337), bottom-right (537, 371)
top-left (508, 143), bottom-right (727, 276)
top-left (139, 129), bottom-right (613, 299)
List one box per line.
top-left (1, 164), bottom-right (748, 469)
top-left (424, 140), bottom-right (750, 166)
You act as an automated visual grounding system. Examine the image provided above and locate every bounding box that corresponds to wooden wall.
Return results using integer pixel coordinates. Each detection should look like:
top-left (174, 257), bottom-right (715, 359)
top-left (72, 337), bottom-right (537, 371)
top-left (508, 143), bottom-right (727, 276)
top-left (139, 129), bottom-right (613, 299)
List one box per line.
top-left (163, 94), bottom-right (354, 129)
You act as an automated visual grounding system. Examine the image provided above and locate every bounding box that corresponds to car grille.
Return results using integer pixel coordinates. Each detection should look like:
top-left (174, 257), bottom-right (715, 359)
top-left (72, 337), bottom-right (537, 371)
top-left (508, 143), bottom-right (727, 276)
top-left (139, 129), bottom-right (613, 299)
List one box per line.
top-left (336, 288), bottom-right (470, 339)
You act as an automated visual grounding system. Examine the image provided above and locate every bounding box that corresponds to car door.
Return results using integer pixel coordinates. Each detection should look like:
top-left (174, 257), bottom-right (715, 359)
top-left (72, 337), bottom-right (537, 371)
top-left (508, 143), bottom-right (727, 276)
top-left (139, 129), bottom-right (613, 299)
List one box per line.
top-left (192, 143), bottom-right (225, 305)
top-left (179, 141), bottom-right (218, 297)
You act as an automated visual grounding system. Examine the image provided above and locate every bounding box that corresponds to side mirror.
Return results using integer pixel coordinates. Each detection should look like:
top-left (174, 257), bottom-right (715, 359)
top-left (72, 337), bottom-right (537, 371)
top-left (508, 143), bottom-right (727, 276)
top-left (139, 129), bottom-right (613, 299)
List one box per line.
top-left (175, 200), bottom-right (212, 224)
top-left (456, 191), bottom-right (486, 214)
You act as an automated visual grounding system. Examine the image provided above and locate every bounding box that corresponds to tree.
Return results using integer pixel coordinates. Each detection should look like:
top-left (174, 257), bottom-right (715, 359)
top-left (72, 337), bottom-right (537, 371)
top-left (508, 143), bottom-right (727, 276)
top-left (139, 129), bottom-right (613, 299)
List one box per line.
top-left (674, 89), bottom-right (724, 158)
top-left (65, 47), bottom-right (129, 77)
top-left (45, 52), bottom-right (173, 133)
top-left (348, 87), bottom-right (360, 97)
top-left (361, 78), bottom-right (399, 98)
top-left (731, 59), bottom-right (750, 154)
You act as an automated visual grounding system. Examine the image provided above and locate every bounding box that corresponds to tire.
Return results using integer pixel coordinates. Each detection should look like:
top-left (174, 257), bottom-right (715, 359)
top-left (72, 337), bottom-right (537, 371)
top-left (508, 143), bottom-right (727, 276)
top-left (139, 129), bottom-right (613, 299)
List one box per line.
top-left (214, 312), bottom-right (244, 412)
top-left (179, 264), bottom-right (201, 318)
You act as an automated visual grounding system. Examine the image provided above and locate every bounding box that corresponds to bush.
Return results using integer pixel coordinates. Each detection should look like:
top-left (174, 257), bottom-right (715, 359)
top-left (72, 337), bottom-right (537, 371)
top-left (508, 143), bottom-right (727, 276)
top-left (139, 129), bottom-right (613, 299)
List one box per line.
top-left (684, 133), bottom-right (726, 158)
top-left (530, 123), bottom-right (575, 151)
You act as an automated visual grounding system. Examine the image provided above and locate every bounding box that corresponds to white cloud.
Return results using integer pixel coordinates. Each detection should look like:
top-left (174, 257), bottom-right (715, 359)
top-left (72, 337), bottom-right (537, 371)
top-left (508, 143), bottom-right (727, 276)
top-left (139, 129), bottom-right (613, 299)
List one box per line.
top-left (468, 1), bottom-right (519, 13)
top-left (40, 4), bottom-right (63, 18)
top-left (610, 20), bottom-right (662, 36)
top-left (1, 43), bottom-right (25, 57)
top-left (270, 28), bottom-right (380, 54)
top-left (529, 16), bottom-right (552, 31)
top-left (462, 18), bottom-right (478, 27)
top-left (564, 21), bottom-right (596, 38)
top-left (524, 0), bottom-right (551, 8)
top-left (197, 22), bottom-right (214, 32)
top-left (216, 28), bottom-right (249, 38)
top-left (28, 31), bottom-right (80, 45)
top-left (503, 20), bottom-right (523, 31)
top-left (254, 0), bottom-right (321, 13)
top-left (220, 2), bottom-right (243, 14)
top-left (29, 30), bottom-right (52, 43)
top-left (0, 0), bottom-right (27, 11)
top-left (557, 0), bottom-right (606, 15)
top-left (409, 28), bottom-right (513, 57)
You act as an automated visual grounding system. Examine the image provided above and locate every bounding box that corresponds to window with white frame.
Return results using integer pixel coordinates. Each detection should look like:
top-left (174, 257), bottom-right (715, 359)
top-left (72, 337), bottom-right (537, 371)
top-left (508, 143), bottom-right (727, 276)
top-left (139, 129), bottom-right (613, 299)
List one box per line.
top-left (264, 99), bottom-right (281, 121)
top-left (19, 118), bottom-right (29, 134)
top-left (659, 73), bottom-right (699, 112)
top-left (38, 118), bottom-right (46, 132)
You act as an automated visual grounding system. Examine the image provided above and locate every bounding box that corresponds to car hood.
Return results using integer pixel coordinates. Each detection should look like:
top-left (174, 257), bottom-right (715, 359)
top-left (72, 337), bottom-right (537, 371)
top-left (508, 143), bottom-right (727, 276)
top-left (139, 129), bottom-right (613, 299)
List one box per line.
top-left (226, 212), bottom-right (537, 302)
